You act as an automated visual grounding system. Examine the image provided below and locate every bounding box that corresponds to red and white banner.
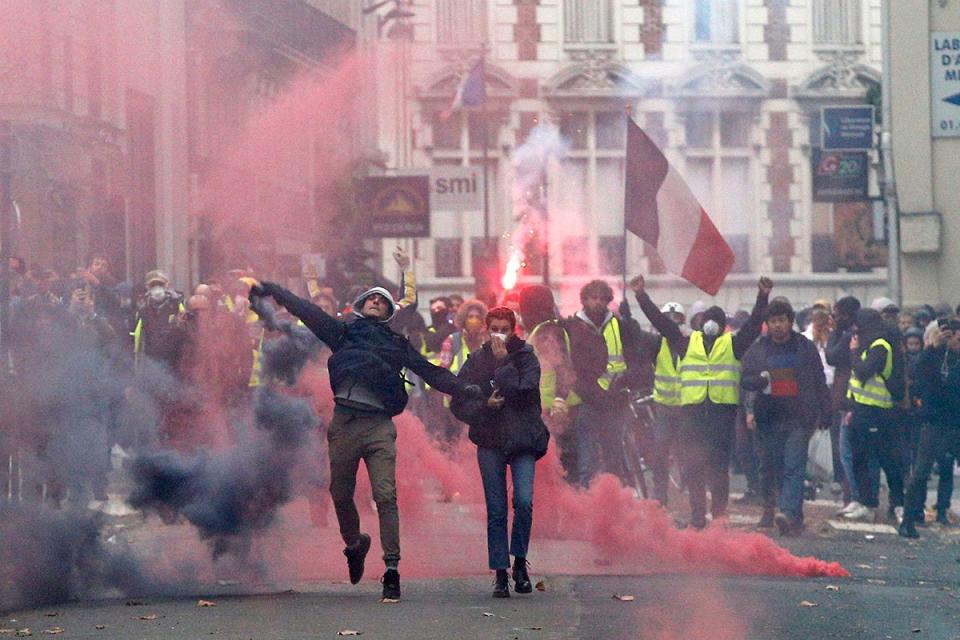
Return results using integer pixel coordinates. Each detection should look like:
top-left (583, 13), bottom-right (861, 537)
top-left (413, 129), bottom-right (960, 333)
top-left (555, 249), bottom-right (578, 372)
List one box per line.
top-left (624, 118), bottom-right (735, 296)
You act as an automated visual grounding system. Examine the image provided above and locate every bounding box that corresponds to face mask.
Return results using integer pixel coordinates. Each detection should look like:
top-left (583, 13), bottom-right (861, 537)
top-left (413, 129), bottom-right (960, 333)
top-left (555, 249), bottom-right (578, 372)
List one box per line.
top-left (703, 320), bottom-right (721, 337)
top-left (465, 317), bottom-right (484, 333)
top-left (148, 286), bottom-right (166, 303)
top-left (490, 332), bottom-right (508, 342)
top-left (431, 310), bottom-right (448, 325)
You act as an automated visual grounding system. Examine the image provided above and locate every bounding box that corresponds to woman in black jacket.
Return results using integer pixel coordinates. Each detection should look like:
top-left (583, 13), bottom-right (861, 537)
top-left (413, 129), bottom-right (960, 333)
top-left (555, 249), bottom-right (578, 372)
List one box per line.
top-left (450, 307), bottom-right (549, 599)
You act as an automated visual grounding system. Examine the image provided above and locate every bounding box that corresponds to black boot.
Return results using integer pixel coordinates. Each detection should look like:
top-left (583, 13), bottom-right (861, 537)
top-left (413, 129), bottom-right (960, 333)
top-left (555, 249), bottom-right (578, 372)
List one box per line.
top-left (381, 568), bottom-right (401, 601)
top-left (344, 533), bottom-right (371, 585)
top-left (898, 520), bottom-right (920, 539)
top-left (512, 557), bottom-right (532, 594)
top-left (493, 570), bottom-right (510, 598)
top-left (937, 510), bottom-right (953, 527)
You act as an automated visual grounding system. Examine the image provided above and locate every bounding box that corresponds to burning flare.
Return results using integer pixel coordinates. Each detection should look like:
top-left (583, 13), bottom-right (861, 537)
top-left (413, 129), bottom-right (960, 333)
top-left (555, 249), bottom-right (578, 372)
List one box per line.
top-left (501, 248), bottom-right (523, 291)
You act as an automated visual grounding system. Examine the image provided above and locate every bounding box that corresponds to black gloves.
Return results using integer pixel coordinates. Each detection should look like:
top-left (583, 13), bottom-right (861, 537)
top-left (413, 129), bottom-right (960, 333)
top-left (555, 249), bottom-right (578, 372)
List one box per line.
top-left (460, 384), bottom-right (484, 401)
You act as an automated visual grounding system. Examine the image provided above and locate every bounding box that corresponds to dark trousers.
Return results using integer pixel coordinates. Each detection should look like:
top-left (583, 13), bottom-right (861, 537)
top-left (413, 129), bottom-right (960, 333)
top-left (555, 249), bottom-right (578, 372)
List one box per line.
top-left (904, 423), bottom-right (960, 524)
top-left (850, 405), bottom-right (904, 510)
top-left (651, 404), bottom-right (683, 505)
top-left (681, 401), bottom-right (737, 524)
top-left (477, 447), bottom-right (536, 570)
top-left (575, 403), bottom-right (628, 487)
top-left (756, 420), bottom-right (811, 522)
top-left (734, 405), bottom-right (760, 494)
top-left (327, 406), bottom-right (401, 563)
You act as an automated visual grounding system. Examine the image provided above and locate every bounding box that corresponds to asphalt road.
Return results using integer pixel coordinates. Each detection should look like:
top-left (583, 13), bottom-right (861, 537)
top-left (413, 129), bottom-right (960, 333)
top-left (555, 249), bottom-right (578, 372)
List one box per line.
top-left (5, 524), bottom-right (960, 640)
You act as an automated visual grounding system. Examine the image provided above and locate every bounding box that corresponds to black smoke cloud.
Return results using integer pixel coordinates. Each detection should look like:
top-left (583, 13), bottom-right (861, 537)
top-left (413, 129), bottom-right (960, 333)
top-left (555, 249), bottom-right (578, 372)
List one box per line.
top-left (250, 294), bottom-right (323, 385)
top-left (0, 504), bottom-right (147, 613)
top-left (128, 388), bottom-right (317, 558)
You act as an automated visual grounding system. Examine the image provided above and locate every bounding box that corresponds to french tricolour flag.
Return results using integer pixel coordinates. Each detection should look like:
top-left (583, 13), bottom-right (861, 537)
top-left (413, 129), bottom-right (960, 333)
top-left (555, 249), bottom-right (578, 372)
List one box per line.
top-left (624, 117), bottom-right (735, 296)
top-left (441, 58), bottom-right (486, 119)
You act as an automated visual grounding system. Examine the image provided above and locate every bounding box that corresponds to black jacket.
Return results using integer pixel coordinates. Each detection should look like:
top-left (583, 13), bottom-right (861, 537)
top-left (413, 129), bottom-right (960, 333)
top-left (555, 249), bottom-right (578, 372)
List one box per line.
top-left (260, 283), bottom-right (466, 416)
top-left (913, 346), bottom-right (960, 425)
top-left (741, 332), bottom-right (831, 430)
top-left (450, 336), bottom-right (550, 460)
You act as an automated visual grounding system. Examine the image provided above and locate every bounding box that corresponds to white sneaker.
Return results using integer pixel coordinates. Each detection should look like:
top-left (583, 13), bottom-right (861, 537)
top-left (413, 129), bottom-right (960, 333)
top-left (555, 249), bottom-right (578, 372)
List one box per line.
top-left (844, 503), bottom-right (872, 520)
top-left (894, 506), bottom-right (904, 523)
top-left (836, 501), bottom-right (859, 516)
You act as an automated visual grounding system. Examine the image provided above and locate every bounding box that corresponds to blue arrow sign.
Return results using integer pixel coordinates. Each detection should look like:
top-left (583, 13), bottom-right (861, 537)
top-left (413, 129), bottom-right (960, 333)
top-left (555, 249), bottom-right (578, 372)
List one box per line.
top-left (944, 92), bottom-right (960, 107)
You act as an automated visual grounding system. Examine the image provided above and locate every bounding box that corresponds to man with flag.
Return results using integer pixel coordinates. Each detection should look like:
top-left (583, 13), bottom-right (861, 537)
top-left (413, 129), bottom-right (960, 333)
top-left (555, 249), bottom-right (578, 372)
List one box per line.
top-left (621, 115), bottom-right (771, 528)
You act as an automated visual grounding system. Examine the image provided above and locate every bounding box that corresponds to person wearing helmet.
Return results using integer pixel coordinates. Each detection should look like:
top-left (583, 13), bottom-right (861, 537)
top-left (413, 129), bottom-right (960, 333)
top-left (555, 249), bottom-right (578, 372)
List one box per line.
top-left (249, 280), bottom-right (481, 601)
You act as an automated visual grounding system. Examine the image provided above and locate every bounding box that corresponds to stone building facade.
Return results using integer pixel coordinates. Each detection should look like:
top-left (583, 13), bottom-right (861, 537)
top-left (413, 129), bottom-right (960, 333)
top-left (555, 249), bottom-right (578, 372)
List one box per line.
top-left (371, 0), bottom-right (889, 312)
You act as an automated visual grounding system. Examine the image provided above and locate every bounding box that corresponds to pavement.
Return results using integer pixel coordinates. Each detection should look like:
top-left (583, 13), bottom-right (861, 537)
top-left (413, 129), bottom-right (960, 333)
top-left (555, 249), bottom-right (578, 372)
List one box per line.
top-left (5, 482), bottom-right (960, 640)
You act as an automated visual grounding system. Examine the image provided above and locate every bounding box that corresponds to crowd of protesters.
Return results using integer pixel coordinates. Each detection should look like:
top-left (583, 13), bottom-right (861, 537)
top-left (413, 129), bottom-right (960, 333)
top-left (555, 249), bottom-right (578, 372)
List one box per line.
top-left (3, 248), bottom-right (960, 600)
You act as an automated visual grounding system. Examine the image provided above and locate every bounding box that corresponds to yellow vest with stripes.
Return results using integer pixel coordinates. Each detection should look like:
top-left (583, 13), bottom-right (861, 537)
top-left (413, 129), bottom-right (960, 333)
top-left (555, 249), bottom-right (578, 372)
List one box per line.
top-left (847, 338), bottom-right (894, 409)
top-left (597, 316), bottom-right (627, 391)
top-left (528, 320), bottom-right (582, 409)
top-left (653, 337), bottom-right (682, 407)
top-left (679, 332), bottom-right (741, 406)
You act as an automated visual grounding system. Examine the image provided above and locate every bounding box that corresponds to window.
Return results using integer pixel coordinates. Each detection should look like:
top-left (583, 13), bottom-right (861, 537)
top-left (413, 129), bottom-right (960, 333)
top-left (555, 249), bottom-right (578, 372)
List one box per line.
top-left (694, 0), bottom-right (739, 44)
top-left (551, 110), bottom-right (627, 276)
top-left (428, 110), bottom-right (503, 279)
top-left (562, 236), bottom-right (589, 276)
top-left (434, 238), bottom-right (463, 277)
top-left (683, 111), bottom-right (754, 273)
top-left (565, 0), bottom-right (614, 44)
top-left (437, 0), bottom-right (487, 46)
top-left (598, 236), bottom-right (625, 276)
top-left (813, 0), bottom-right (861, 45)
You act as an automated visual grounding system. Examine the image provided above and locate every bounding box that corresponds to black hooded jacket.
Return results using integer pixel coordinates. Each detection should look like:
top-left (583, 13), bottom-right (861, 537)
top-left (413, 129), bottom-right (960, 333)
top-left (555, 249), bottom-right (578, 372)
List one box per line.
top-left (257, 282), bottom-right (466, 416)
top-left (450, 335), bottom-right (550, 460)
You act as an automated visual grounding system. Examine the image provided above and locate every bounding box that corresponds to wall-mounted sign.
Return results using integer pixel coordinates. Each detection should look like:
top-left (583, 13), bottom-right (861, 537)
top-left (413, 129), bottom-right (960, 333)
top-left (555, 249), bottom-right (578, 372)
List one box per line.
top-left (821, 106), bottom-right (874, 151)
top-left (812, 149), bottom-right (869, 202)
top-left (360, 176), bottom-right (430, 238)
top-left (931, 32), bottom-right (960, 137)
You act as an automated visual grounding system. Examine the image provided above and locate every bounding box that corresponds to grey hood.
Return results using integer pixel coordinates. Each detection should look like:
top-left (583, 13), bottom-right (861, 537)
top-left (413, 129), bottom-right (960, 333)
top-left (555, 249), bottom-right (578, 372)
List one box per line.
top-left (352, 286), bottom-right (397, 322)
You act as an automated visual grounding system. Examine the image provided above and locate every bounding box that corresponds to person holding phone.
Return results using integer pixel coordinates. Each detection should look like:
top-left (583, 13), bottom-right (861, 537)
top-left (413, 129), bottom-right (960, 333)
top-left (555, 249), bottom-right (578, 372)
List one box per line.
top-left (450, 307), bottom-right (549, 598)
top-left (899, 318), bottom-right (960, 538)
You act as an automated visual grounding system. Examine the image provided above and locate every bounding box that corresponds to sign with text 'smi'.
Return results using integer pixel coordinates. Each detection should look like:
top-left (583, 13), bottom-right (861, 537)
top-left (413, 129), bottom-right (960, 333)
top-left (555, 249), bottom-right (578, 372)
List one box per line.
top-left (931, 32), bottom-right (960, 137)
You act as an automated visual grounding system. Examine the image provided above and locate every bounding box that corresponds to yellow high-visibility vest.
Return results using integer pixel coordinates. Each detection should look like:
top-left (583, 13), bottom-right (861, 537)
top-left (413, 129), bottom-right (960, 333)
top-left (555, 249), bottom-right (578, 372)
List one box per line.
top-left (443, 332), bottom-right (473, 408)
top-left (528, 320), bottom-right (581, 409)
top-left (653, 337), bottom-right (682, 407)
top-left (847, 338), bottom-right (894, 409)
top-left (597, 316), bottom-right (627, 391)
top-left (679, 332), bottom-right (740, 406)
top-left (248, 329), bottom-right (265, 387)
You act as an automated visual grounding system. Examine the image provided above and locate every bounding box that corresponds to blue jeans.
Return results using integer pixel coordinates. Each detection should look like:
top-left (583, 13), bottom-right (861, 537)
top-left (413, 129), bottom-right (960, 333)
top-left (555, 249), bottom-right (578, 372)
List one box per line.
top-left (477, 447), bottom-right (536, 570)
top-left (757, 421), bottom-right (810, 522)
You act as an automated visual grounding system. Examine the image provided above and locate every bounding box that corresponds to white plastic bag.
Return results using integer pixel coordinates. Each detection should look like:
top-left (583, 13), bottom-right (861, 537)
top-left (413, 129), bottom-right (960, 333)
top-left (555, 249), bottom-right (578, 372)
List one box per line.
top-left (807, 429), bottom-right (833, 483)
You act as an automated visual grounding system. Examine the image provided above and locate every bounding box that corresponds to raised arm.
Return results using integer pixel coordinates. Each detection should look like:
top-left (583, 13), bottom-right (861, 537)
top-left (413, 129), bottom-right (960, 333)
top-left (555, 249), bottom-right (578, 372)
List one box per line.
top-left (732, 277), bottom-right (773, 359)
top-left (251, 281), bottom-right (345, 349)
top-left (629, 275), bottom-right (684, 350)
top-left (403, 342), bottom-right (464, 396)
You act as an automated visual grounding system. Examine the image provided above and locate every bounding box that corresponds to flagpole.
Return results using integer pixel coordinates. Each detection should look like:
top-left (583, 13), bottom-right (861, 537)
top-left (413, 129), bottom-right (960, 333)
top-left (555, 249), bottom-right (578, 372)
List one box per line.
top-left (481, 45), bottom-right (490, 244)
top-left (622, 107), bottom-right (631, 296)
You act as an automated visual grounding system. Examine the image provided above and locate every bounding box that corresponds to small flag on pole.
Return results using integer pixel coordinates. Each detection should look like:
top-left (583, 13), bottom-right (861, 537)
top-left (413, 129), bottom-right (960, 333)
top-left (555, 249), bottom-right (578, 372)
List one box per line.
top-left (624, 117), bottom-right (735, 296)
top-left (441, 58), bottom-right (486, 119)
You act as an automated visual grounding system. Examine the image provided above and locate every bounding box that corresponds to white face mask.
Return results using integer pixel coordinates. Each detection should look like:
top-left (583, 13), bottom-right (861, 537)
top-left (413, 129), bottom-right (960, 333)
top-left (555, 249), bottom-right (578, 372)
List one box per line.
top-left (702, 320), bottom-right (721, 337)
top-left (490, 332), bottom-right (509, 342)
top-left (148, 286), bottom-right (166, 303)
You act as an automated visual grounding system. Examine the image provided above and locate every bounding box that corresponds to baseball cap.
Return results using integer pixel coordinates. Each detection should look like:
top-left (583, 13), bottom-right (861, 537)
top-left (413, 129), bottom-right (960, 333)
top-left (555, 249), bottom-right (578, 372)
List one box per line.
top-left (144, 270), bottom-right (169, 287)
